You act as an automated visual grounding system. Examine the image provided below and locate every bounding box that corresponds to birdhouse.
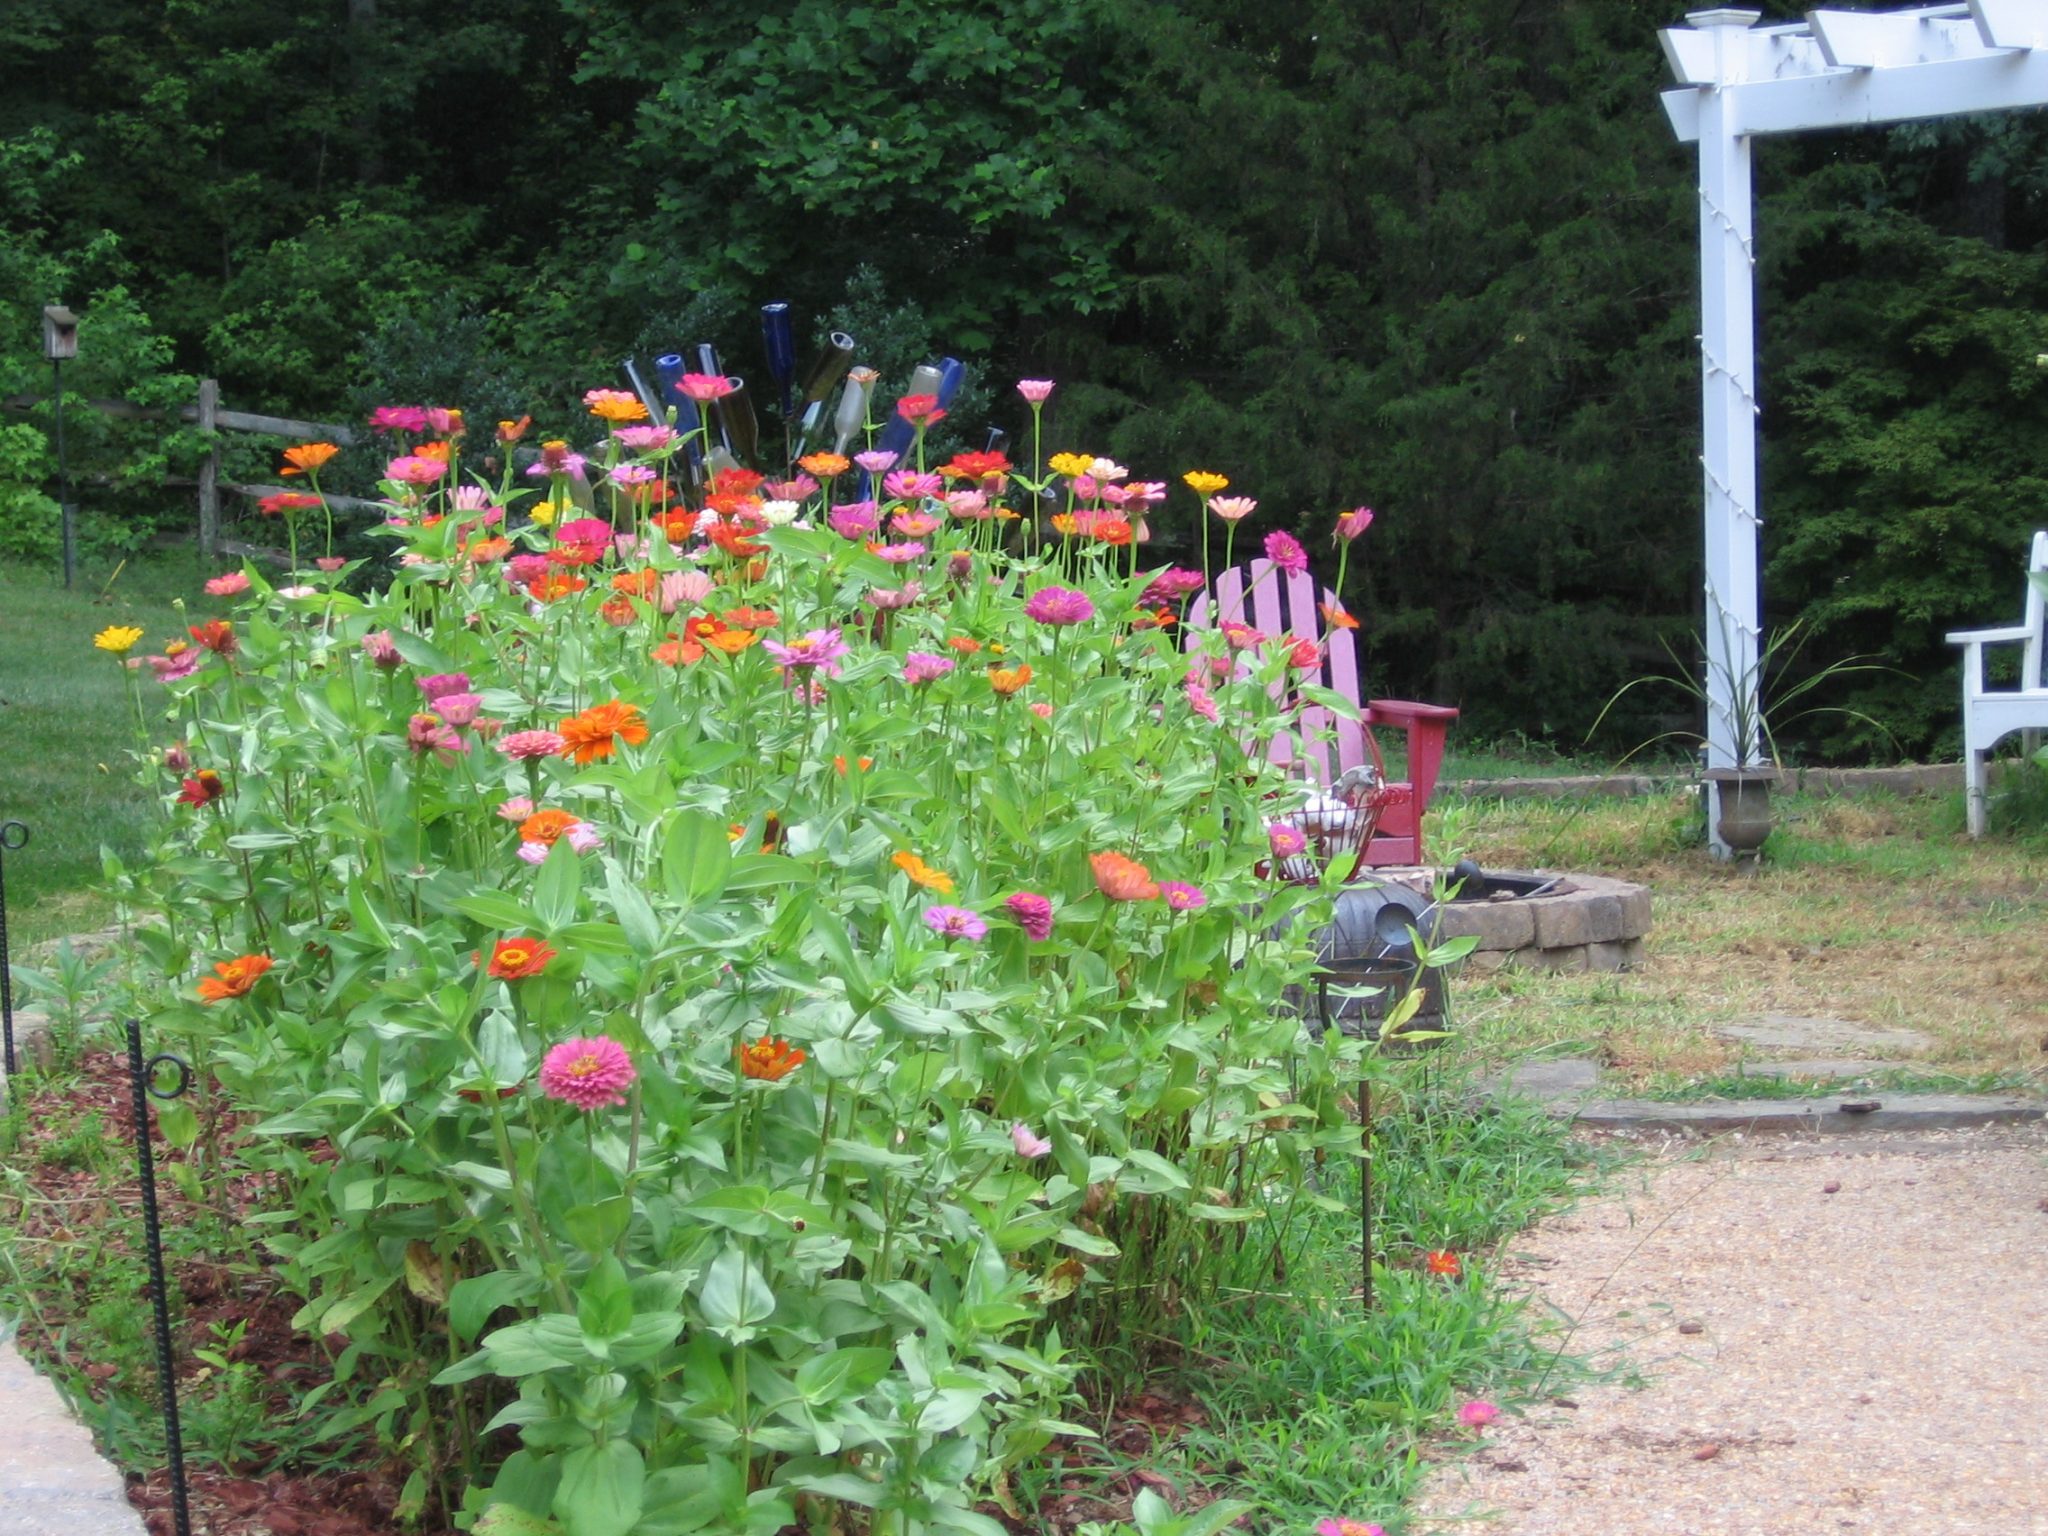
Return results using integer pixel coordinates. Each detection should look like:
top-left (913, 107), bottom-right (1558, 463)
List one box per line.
top-left (43, 304), bottom-right (78, 361)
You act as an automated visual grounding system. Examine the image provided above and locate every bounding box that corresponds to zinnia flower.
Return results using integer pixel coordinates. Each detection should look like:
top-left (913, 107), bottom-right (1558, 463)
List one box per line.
top-left (866, 582), bottom-right (922, 612)
top-left (903, 652), bottom-right (955, 685)
top-left (93, 625), bottom-right (144, 654)
top-left (1182, 470), bottom-right (1229, 496)
top-left (584, 388), bottom-right (648, 422)
top-left (763, 628), bottom-right (850, 676)
top-left (873, 541), bottom-right (926, 564)
top-left (203, 570), bottom-right (250, 597)
top-left (539, 1036), bottom-right (636, 1110)
top-left (676, 374), bottom-right (734, 403)
top-left (1016, 379), bottom-right (1055, 404)
top-left (799, 452), bottom-right (850, 477)
top-left (895, 393), bottom-right (945, 427)
top-left (829, 502), bottom-right (880, 540)
top-left (1456, 1400), bottom-right (1500, 1429)
top-left (280, 442), bottom-right (340, 476)
top-left (1024, 586), bottom-right (1095, 626)
top-left (369, 406), bottom-right (428, 434)
top-left (1334, 506), bottom-right (1375, 542)
top-left (417, 672), bottom-right (471, 700)
top-left (853, 449), bottom-right (898, 474)
top-left (189, 620), bottom-right (237, 656)
top-left (892, 850), bottom-right (955, 894)
top-left (431, 692), bottom-right (483, 727)
top-left (1158, 881), bottom-right (1208, 912)
top-left (558, 700), bottom-right (649, 765)
top-left (1314, 1520), bottom-right (1386, 1536)
top-left (259, 492), bottom-right (323, 517)
top-left (923, 906), bottom-right (988, 942)
top-left (1011, 1122), bottom-right (1052, 1157)
top-left (496, 797), bottom-right (534, 820)
top-left (737, 1036), bottom-right (806, 1081)
top-left (1264, 530), bottom-right (1308, 574)
top-left (408, 713), bottom-right (468, 758)
top-left (149, 648), bottom-right (205, 683)
top-left (387, 455), bottom-right (448, 486)
top-left (1209, 495), bottom-right (1258, 523)
top-left (1184, 681), bottom-right (1220, 723)
top-left (519, 808), bottom-right (580, 846)
top-left (608, 463), bottom-right (658, 488)
top-left (988, 665), bottom-right (1032, 697)
top-left (499, 729), bottom-right (568, 761)
top-left (1006, 891), bottom-right (1054, 941)
top-left (1426, 1249), bottom-right (1462, 1277)
top-left (1268, 822), bottom-right (1308, 859)
top-left (197, 953), bottom-right (273, 1002)
top-left (177, 770), bottom-right (225, 807)
top-left (486, 937), bottom-right (557, 980)
top-left (1090, 851), bottom-right (1160, 902)
top-left (1320, 601), bottom-right (1359, 630)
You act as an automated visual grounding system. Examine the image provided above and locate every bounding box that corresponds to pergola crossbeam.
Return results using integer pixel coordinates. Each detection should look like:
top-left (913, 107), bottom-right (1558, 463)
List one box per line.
top-left (1971, 0), bottom-right (2048, 50)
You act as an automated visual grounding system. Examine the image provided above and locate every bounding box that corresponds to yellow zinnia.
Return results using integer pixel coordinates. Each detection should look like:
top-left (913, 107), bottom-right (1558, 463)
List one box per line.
top-left (1182, 470), bottom-right (1229, 496)
top-left (1047, 452), bottom-right (1094, 479)
top-left (94, 625), bottom-right (144, 654)
top-left (529, 501), bottom-right (559, 527)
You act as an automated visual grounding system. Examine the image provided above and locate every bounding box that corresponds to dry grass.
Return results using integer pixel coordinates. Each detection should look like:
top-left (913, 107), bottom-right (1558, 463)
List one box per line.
top-left (1432, 787), bottom-right (2048, 1091)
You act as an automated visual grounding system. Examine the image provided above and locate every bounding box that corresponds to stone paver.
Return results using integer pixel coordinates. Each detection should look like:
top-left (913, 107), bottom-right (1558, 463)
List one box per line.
top-left (0, 1336), bottom-right (146, 1536)
top-left (1716, 1013), bottom-right (1933, 1056)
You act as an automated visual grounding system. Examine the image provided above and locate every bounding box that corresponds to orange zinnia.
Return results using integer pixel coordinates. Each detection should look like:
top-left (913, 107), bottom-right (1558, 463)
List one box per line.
top-left (704, 628), bottom-right (759, 657)
top-left (527, 572), bottom-right (588, 602)
top-left (1319, 602), bottom-right (1359, 631)
top-left (487, 937), bottom-right (557, 980)
top-left (946, 636), bottom-right (982, 655)
top-left (1425, 1250), bottom-right (1462, 1278)
top-left (598, 597), bottom-right (637, 627)
top-left (798, 452), bottom-right (850, 478)
top-left (652, 508), bottom-right (699, 543)
top-left (1050, 513), bottom-right (1079, 537)
top-left (520, 808), bottom-right (581, 846)
top-left (609, 568), bottom-right (657, 597)
top-left (651, 634), bottom-right (703, 666)
top-left (1090, 851), bottom-right (1160, 902)
top-left (720, 606), bottom-right (778, 631)
top-left (707, 521), bottom-right (765, 557)
top-left (558, 700), bottom-right (649, 765)
top-left (280, 442), bottom-right (340, 476)
top-left (737, 1035), bottom-right (806, 1081)
top-left (414, 440), bottom-right (454, 462)
top-left (497, 415), bottom-right (532, 443)
top-left (1094, 519), bottom-right (1134, 548)
top-left (988, 664), bottom-right (1033, 697)
top-left (197, 953), bottom-right (274, 1002)
top-left (833, 755), bottom-right (874, 775)
top-left (892, 850), bottom-right (955, 894)
top-left (468, 536), bottom-right (512, 563)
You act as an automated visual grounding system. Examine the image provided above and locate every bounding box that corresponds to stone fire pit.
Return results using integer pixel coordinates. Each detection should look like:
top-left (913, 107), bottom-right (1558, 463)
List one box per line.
top-left (1386, 868), bottom-right (1652, 972)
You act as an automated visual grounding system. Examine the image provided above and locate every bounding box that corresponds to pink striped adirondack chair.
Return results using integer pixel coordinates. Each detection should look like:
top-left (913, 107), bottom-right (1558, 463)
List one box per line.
top-left (1185, 559), bottom-right (1458, 868)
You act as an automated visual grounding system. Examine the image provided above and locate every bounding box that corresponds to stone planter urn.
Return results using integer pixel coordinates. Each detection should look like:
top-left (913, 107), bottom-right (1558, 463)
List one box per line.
top-left (1703, 766), bottom-right (1775, 853)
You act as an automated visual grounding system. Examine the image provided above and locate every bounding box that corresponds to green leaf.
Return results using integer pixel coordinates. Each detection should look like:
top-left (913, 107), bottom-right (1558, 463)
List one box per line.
top-left (698, 1246), bottom-right (776, 1342)
top-left (553, 1440), bottom-right (645, 1536)
top-left (475, 1505), bottom-right (564, 1536)
top-left (661, 811), bottom-right (731, 907)
top-left (321, 1273), bottom-right (398, 1334)
top-left (794, 1346), bottom-right (894, 1405)
top-left (577, 1256), bottom-right (634, 1342)
top-left (563, 1197), bottom-right (632, 1253)
top-left (458, 890), bottom-right (541, 931)
top-left (533, 837), bottom-right (584, 930)
top-left (449, 1270), bottom-right (543, 1342)
top-left (605, 862), bottom-right (664, 954)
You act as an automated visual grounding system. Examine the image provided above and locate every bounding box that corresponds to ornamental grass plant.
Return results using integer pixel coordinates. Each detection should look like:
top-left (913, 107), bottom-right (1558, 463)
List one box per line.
top-left (93, 381), bottom-right (1395, 1535)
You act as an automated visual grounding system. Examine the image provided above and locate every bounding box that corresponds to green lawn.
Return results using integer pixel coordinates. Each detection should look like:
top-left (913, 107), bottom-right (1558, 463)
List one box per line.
top-left (0, 550), bottom-right (225, 948)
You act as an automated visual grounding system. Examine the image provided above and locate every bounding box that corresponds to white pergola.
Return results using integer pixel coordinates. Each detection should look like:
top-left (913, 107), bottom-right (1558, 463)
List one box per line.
top-left (1658, 2), bottom-right (2048, 853)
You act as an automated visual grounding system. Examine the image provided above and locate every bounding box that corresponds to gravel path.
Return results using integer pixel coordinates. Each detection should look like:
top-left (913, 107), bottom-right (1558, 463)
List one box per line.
top-left (1417, 1126), bottom-right (2048, 1536)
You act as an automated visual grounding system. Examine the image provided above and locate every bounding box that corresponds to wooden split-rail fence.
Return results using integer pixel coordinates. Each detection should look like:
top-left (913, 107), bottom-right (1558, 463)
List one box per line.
top-left (3, 378), bottom-right (384, 563)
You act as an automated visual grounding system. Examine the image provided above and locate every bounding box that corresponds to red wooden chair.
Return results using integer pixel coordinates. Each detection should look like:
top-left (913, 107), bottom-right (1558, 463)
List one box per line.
top-left (1186, 559), bottom-right (1458, 868)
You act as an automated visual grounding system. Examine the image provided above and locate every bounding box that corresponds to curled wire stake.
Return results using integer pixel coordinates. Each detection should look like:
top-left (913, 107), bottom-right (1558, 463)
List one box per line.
top-left (0, 820), bottom-right (27, 1080)
top-left (124, 1018), bottom-right (193, 1536)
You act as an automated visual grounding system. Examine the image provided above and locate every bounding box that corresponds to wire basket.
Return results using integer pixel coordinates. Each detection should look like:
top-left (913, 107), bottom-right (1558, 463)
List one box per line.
top-left (1269, 736), bottom-right (1414, 884)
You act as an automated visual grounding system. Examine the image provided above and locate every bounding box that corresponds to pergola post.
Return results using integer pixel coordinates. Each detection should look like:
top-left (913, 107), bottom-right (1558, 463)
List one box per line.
top-left (1692, 9), bottom-right (1763, 858)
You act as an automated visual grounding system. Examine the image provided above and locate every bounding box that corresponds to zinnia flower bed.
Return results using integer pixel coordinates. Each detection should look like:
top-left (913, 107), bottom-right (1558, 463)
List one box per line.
top-left (100, 381), bottom-right (1380, 1535)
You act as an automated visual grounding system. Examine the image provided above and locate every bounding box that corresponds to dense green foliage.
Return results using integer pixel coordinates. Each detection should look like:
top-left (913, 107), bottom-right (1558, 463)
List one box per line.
top-left (7, 0), bottom-right (2048, 754)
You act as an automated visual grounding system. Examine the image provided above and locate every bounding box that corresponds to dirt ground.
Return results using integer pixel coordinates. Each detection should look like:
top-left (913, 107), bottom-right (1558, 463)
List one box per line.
top-left (1414, 1124), bottom-right (2048, 1535)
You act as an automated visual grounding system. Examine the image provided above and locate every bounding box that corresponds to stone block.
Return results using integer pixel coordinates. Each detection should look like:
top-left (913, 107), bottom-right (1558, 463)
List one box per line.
top-left (1585, 937), bottom-right (1645, 971)
top-left (1531, 892), bottom-right (1625, 948)
top-left (1530, 945), bottom-right (1589, 973)
top-left (1434, 898), bottom-right (1534, 951)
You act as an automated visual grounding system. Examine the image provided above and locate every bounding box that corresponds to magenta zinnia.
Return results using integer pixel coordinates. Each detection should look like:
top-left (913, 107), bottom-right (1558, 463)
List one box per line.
top-left (1024, 586), bottom-right (1095, 626)
top-left (1158, 881), bottom-right (1208, 912)
top-left (1006, 891), bottom-right (1054, 941)
top-left (539, 1036), bottom-right (636, 1110)
top-left (763, 628), bottom-right (850, 675)
top-left (1264, 529), bottom-right (1308, 574)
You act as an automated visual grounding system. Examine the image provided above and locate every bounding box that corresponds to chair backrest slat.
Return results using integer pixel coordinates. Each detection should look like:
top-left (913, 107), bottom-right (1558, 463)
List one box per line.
top-left (2025, 531), bottom-right (2047, 693)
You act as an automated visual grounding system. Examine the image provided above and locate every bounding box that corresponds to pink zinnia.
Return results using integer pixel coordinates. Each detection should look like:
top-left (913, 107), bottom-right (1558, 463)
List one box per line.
top-left (525, 451), bottom-right (587, 479)
top-left (764, 628), bottom-right (850, 675)
top-left (1016, 380), bottom-right (1055, 404)
top-left (555, 517), bottom-right (611, 548)
top-left (417, 672), bottom-right (472, 700)
top-left (497, 796), bottom-right (535, 821)
top-left (828, 502), bottom-right (879, 540)
top-left (902, 651), bottom-right (955, 685)
top-left (1138, 568), bottom-right (1208, 607)
top-left (1209, 495), bottom-right (1258, 523)
top-left (762, 475), bottom-right (818, 501)
top-left (923, 906), bottom-right (988, 942)
top-left (873, 541), bottom-right (925, 564)
top-left (407, 713), bottom-right (467, 758)
top-left (316, 557), bottom-right (347, 572)
top-left (1158, 881), bottom-right (1208, 912)
top-left (1006, 891), bottom-right (1054, 941)
top-left (659, 570), bottom-right (713, 613)
top-left (1334, 506), bottom-right (1375, 542)
top-left (362, 630), bottom-right (402, 669)
top-left (1010, 1122), bottom-right (1052, 1157)
top-left (613, 424), bottom-right (676, 451)
top-left (608, 463), bottom-right (657, 488)
top-left (499, 729), bottom-right (568, 760)
top-left (1184, 681), bottom-right (1220, 724)
top-left (204, 571), bottom-right (250, 596)
top-left (1028, 701), bottom-right (1054, 720)
top-left (539, 1036), bottom-right (636, 1110)
top-left (866, 582), bottom-right (922, 612)
top-left (369, 405), bottom-right (428, 434)
top-left (386, 455), bottom-right (448, 486)
top-left (1314, 1522), bottom-right (1386, 1536)
top-left (148, 650), bottom-right (205, 683)
top-left (676, 374), bottom-right (733, 403)
top-left (1024, 586), bottom-right (1095, 625)
top-left (890, 511), bottom-right (940, 538)
top-left (1268, 822), bottom-right (1308, 859)
top-left (431, 692), bottom-right (483, 727)
top-left (506, 553), bottom-right (551, 587)
top-left (883, 469), bottom-right (944, 501)
top-left (945, 490), bottom-right (990, 519)
top-left (853, 449), bottom-right (898, 475)
top-left (1264, 529), bottom-right (1309, 574)
top-left (1456, 1400), bottom-right (1500, 1429)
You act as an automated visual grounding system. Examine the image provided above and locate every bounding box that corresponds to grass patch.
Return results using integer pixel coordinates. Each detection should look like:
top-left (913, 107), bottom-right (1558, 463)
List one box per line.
top-left (1432, 786), bottom-right (2048, 1093)
top-left (0, 551), bottom-right (224, 948)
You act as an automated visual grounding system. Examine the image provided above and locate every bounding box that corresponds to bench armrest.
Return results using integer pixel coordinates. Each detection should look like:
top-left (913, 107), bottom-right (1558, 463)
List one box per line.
top-left (1947, 624), bottom-right (2032, 645)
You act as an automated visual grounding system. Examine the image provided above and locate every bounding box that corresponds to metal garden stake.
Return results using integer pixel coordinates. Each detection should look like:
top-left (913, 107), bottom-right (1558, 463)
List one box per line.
top-left (125, 1018), bottom-right (194, 1536)
top-left (0, 820), bottom-right (27, 1078)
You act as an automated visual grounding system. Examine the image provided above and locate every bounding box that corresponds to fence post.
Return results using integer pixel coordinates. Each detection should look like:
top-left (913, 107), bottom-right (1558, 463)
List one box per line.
top-left (196, 378), bottom-right (219, 563)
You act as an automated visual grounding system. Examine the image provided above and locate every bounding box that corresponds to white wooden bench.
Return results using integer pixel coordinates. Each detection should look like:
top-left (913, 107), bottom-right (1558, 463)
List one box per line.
top-left (1948, 529), bottom-right (2048, 835)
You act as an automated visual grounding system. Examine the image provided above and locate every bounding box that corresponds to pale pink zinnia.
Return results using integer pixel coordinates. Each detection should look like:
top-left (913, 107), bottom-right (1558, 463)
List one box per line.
top-left (1264, 529), bottom-right (1309, 574)
top-left (902, 651), bottom-right (955, 685)
top-left (873, 541), bottom-right (925, 564)
top-left (1006, 891), bottom-right (1054, 941)
top-left (659, 570), bottom-right (713, 613)
top-left (1010, 1122), bottom-right (1052, 1158)
top-left (496, 796), bottom-right (535, 821)
top-left (1024, 586), bottom-right (1095, 625)
top-left (386, 455), bottom-right (448, 486)
top-left (608, 463), bottom-right (657, 488)
top-left (923, 906), bottom-right (988, 942)
top-left (613, 424), bottom-right (676, 451)
top-left (204, 571), bottom-right (251, 596)
top-left (1184, 681), bottom-right (1220, 723)
top-left (828, 502), bottom-right (880, 540)
top-left (1015, 380), bottom-right (1055, 404)
top-left (945, 490), bottom-right (990, 519)
top-left (853, 449), bottom-right (898, 475)
top-left (539, 1036), bottom-right (636, 1110)
top-left (362, 630), bottom-right (402, 669)
top-left (149, 650), bottom-right (205, 683)
top-left (866, 582), bottom-right (922, 612)
top-left (890, 510), bottom-right (940, 538)
top-left (676, 373), bottom-right (734, 403)
top-left (431, 692), bottom-right (483, 727)
top-left (499, 729), bottom-right (569, 760)
top-left (1209, 495), bottom-right (1258, 522)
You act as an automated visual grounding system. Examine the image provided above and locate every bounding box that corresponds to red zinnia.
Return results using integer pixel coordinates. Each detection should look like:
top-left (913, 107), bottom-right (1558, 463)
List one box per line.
top-left (189, 620), bottom-right (237, 656)
top-left (487, 937), bottom-right (557, 980)
top-left (1426, 1250), bottom-right (1462, 1278)
top-left (177, 770), bottom-right (225, 807)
